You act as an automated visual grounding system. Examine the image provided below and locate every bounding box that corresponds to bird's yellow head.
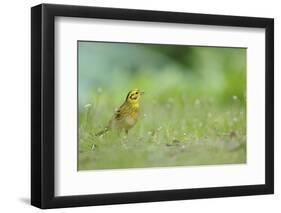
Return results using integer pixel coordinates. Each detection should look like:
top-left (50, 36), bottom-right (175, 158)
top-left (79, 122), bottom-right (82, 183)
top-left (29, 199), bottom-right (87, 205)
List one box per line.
top-left (126, 89), bottom-right (144, 104)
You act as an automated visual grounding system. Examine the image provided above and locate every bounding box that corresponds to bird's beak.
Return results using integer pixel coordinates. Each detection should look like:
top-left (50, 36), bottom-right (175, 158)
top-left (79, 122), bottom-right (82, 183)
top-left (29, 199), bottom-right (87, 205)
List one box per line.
top-left (140, 91), bottom-right (144, 95)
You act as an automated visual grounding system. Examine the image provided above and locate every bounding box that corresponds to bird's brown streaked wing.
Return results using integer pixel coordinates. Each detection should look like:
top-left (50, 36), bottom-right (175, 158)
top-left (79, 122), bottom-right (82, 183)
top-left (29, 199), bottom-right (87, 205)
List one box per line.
top-left (114, 103), bottom-right (128, 120)
top-left (114, 110), bottom-right (122, 120)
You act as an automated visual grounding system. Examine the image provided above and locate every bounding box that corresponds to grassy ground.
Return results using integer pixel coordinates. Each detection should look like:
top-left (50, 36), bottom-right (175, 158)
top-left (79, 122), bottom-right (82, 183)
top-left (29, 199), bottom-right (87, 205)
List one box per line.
top-left (78, 72), bottom-right (246, 170)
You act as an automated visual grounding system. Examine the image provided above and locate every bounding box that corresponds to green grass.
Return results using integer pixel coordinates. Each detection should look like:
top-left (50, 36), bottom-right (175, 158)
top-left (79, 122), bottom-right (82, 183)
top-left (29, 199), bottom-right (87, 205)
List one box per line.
top-left (78, 83), bottom-right (246, 170)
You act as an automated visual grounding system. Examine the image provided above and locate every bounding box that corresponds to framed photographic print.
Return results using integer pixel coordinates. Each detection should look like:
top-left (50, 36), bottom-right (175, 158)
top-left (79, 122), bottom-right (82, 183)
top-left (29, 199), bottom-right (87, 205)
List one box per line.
top-left (31, 3), bottom-right (274, 209)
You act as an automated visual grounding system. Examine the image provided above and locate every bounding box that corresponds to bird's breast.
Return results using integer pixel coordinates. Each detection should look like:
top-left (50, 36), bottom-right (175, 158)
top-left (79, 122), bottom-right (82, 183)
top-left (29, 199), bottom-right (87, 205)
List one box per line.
top-left (124, 116), bottom-right (137, 126)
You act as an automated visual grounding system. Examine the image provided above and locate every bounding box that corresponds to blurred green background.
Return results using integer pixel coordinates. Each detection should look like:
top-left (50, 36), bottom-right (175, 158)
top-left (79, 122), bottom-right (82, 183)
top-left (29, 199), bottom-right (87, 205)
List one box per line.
top-left (78, 41), bottom-right (246, 170)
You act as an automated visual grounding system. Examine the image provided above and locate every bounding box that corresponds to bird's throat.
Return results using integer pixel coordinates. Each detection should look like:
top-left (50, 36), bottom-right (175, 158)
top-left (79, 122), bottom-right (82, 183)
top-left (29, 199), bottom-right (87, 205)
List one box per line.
top-left (130, 102), bottom-right (139, 109)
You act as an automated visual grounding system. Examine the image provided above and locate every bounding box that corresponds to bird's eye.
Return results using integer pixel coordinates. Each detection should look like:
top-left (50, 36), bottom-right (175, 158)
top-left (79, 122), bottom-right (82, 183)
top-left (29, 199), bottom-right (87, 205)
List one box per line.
top-left (136, 92), bottom-right (139, 94)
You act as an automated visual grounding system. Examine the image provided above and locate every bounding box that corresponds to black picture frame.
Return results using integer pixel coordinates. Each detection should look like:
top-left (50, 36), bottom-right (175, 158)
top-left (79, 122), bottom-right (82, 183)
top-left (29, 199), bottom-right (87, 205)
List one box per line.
top-left (31, 3), bottom-right (274, 209)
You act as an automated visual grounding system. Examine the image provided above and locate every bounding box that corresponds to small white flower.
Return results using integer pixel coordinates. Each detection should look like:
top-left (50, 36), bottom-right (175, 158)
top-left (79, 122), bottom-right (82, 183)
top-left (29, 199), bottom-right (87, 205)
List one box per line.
top-left (91, 144), bottom-right (96, 150)
top-left (195, 99), bottom-right (201, 106)
top-left (84, 104), bottom-right (92, 109)
top-left (157, 126), bottom-right (162, 131)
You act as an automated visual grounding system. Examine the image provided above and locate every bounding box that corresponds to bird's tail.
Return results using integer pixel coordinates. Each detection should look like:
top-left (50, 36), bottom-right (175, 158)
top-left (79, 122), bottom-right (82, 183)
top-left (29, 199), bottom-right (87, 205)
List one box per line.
top-left (95, 127), bottom-right (110, 136)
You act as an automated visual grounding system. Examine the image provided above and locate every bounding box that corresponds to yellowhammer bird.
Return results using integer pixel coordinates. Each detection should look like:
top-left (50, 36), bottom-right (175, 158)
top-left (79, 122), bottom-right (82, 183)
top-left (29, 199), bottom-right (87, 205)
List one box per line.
top-left (96, 89), bottom-right (144, 136)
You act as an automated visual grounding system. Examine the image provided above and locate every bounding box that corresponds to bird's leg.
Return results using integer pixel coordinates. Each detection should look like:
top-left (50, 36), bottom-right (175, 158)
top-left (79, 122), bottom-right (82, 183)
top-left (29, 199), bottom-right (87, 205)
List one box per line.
top-left (120, 129), bottom-right (129, 146)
